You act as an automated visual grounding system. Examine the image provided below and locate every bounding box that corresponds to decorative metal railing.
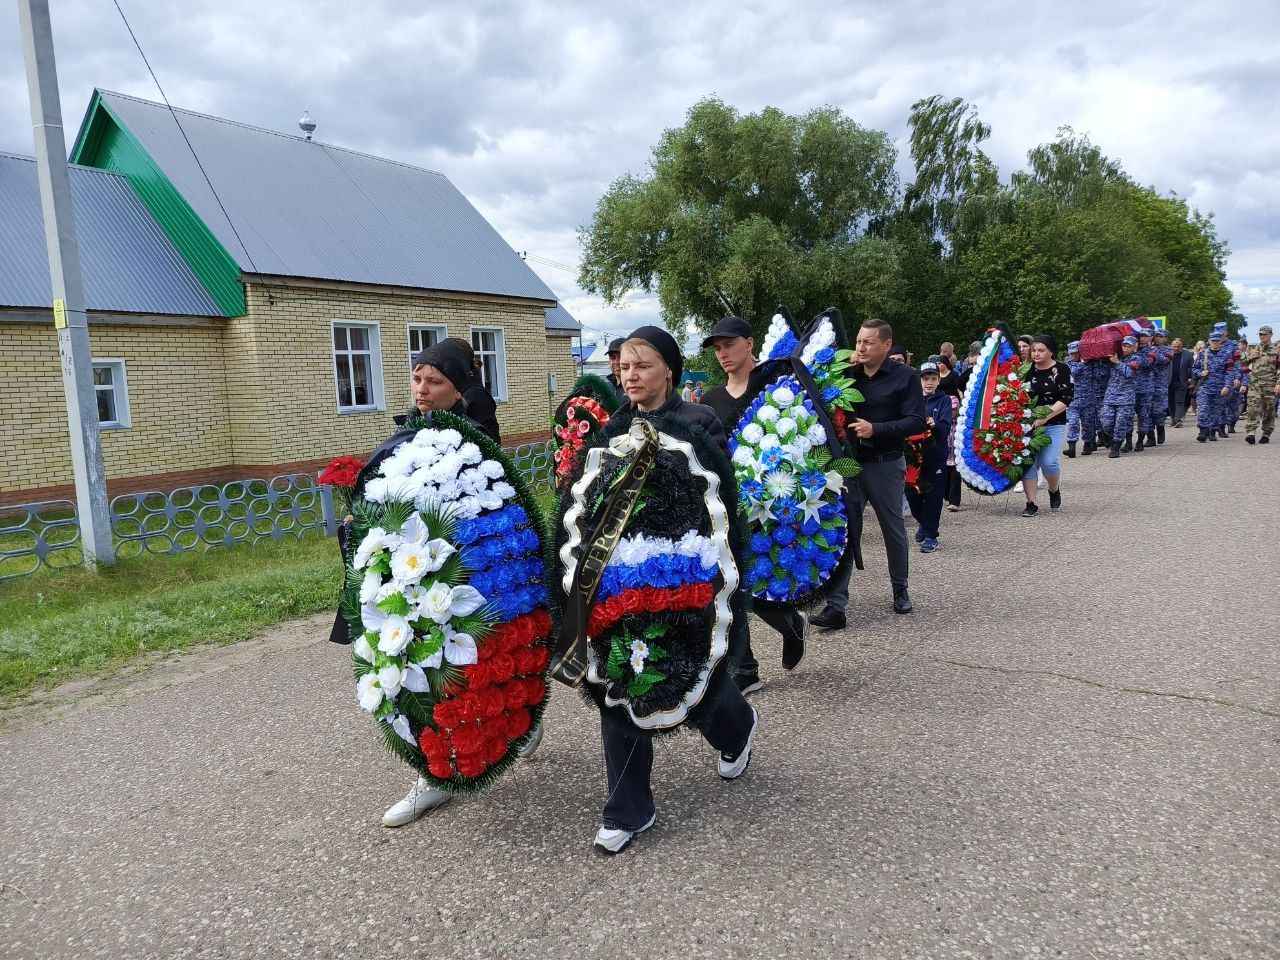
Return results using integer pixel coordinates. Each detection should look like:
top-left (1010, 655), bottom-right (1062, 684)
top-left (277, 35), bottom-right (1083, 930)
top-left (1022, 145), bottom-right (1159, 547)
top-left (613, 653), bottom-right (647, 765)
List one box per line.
top-left (0, 441), bottom-right (558, 583)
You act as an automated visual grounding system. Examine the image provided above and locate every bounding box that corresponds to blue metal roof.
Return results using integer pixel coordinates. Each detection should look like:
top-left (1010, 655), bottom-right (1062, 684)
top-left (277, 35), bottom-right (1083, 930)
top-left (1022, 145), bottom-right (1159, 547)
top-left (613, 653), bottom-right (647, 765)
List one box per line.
top-left (545, 301), bottom-right (580, 333)
top-left (0, 152), bottom-right (224, 316)
top-left (92, 91), bottom-right (559, 307)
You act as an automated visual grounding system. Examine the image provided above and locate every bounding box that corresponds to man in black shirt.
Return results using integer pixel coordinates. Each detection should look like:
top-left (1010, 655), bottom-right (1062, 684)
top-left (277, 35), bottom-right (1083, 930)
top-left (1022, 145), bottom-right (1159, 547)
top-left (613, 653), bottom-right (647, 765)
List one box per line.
top-left (700, 316), bottom-right (808, 692)
top-left (811, 318), bottom-right (926, 625)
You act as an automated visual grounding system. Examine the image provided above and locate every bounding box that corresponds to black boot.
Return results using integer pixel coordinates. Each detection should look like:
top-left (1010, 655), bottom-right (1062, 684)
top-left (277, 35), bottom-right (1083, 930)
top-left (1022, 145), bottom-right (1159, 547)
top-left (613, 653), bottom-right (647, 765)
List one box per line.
top-left (1218, 426), bottom-right (1228, 438)
top-left (1209, 430), bottom-right (1218, 441)
top-left (1082, 440), bottom-right (1094, 456)
top-left (1134, 433), bottom-right (1145, 452)
top-left (1122, 434), bottom-right (1133, 452)
top-left (1197, 428), bottom-right (1209, 442)
top-left (1228, 423), bottom-right (1236, 433)
top-left (1156, 425), bottom-right (1166, 445)
top-left (1147, 429), bottom-right (1157, 446)
top-left (1109, 442), bottom-right (1121, 458)
top-left (1065, 441), bottom-right (1077, 458)
top-left (1097, 430), bottom-right (1111, 449)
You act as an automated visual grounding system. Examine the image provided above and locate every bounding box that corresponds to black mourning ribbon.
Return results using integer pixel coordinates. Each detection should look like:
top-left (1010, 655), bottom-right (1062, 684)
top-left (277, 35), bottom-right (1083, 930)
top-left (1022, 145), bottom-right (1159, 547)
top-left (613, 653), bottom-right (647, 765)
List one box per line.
top-left (550, 419), bottom-right (660, 687)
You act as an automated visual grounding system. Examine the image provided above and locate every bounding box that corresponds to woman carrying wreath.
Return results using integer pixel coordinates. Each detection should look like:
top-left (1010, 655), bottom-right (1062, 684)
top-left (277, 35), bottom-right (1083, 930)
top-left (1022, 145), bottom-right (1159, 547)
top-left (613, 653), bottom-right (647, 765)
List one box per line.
top-left (333, 339), bottom-right (538, 827)
top-left (574, 326), bottom-right (759, 855)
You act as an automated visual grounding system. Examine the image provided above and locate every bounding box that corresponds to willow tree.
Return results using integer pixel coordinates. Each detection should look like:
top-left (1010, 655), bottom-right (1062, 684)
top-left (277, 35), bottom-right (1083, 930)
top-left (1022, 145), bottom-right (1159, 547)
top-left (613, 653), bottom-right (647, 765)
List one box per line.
top-left (577, 97), bottom-right (899, 339)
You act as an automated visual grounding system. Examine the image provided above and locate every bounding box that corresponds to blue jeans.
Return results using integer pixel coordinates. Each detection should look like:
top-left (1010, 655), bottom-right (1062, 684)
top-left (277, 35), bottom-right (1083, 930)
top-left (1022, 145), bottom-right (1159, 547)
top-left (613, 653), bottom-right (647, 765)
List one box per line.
top-left (1023, 424), bottom-right (1065, 483)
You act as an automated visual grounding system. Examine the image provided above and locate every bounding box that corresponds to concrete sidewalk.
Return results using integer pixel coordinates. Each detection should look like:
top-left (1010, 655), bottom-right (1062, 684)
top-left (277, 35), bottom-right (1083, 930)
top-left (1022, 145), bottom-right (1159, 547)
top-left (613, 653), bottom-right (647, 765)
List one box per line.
top-left (2, 426), bottom-right (1277, 959)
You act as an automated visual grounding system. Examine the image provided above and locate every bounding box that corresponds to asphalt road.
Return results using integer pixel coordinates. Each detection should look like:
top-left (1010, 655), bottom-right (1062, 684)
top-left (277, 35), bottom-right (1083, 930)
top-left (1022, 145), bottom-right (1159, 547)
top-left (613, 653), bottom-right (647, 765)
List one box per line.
top-left (2, 424), bottom-right (1277, 960)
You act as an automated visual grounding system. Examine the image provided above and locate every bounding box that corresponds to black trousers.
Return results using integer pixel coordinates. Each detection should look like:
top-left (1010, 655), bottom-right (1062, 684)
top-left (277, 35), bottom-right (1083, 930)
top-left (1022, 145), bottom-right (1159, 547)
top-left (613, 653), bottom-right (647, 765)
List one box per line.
top-left (824, 456), bottom-right (909, 611)
top-left (907, 460), bottom-right (947, 540)
top-left (1169, 385), bottom-right (1188, 423)
top-left (601, 682), bottom-right (754, 831)
top-left (945, 465), bottom-right (962, 507)
top-left (737, 603), bottom-right (804, 675)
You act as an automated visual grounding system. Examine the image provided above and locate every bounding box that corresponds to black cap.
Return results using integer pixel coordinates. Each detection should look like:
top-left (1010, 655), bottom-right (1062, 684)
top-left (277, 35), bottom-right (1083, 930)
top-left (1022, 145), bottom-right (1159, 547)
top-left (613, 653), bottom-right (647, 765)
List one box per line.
top-left (413, 340), bottom-right (472, 392)
top-left (700, 315), bottom-right (754, 349)
top-left (607, 337), bottom-right (625, 356)
top-left (625, 325), bottom-right (683, 385)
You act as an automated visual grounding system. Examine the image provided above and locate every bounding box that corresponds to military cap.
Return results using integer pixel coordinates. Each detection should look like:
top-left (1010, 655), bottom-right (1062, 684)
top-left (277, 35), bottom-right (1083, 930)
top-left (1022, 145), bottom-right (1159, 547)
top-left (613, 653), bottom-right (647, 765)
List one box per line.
top-left (1067, 340), bottom-right (1081, 353)
top-left (1121, 335), bottom-right (1138, 347)
top-left (1259, 325), bottom-right (1273, 335)
top-left (1209, 332), bottom-right (1223, 342)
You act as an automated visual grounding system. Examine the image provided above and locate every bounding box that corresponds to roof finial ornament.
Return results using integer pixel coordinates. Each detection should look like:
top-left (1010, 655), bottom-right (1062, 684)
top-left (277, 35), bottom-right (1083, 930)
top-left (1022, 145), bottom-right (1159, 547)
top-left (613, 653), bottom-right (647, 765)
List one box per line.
top-left (299, 110), bottom-right (316, 141)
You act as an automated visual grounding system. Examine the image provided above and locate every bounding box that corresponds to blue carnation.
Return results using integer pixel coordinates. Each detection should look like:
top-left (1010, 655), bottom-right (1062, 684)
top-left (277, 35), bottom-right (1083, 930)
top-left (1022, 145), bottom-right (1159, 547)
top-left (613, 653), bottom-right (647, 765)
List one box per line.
top-left (768, 574), bottom-right (792, 597)
top-left (815, 347), bottom-right (836, 364)
top-left (778, 546), bottom-right (800, 568)
top-left (750, 532), bottom-right (772, 554)
top-left (773, 525), bottom-right (797, 547)
top-left (800, 516), bottom-right (821, 536)
top-left (821, 386), bottom-right (840, 404)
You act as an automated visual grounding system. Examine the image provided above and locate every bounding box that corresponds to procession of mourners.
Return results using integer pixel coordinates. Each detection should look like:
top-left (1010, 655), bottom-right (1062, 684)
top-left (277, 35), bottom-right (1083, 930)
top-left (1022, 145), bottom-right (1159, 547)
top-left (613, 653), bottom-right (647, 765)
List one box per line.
top-left (317, 308), bottom-right (1272, 854)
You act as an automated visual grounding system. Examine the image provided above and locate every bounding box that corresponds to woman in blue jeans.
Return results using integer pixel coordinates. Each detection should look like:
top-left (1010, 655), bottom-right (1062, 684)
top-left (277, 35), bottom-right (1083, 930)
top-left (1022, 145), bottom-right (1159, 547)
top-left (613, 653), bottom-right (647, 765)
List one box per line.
top-left (1021, 335), bottom-right (1075, 517)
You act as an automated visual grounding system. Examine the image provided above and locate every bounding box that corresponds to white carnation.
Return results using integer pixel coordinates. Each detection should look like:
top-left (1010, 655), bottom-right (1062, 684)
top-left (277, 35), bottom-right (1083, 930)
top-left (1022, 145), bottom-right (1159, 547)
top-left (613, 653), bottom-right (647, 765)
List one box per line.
top-left (478, 459), bottom-right (505, 479)
top-left (806, 423), bottom-right (827, 445)
top-left (757, 405), bottom-right (779, 423)
top-left (741, 423), bottom-right (765, 445)
top-left (458, 442), bottom-right (482, 465)
top-left (771, 386), bottom-right (796, 407)
top-left (775, 416), bottom-right (798, 439)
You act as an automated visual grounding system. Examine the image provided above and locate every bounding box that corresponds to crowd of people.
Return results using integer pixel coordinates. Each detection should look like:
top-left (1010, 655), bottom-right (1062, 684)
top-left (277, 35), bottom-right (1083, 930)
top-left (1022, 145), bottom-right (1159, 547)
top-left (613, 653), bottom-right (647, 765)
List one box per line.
top-left (338, 314), bottom-right (1276, 853)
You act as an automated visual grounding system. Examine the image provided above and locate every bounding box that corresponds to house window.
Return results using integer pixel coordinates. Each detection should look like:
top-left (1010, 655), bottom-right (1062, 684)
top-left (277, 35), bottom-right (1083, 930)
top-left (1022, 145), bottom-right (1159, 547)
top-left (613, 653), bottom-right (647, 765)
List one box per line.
top-left (92, 359), bottom-right (131, 429)
top-left (332, 321), bottom-right (385, 413)
top-left (407, 324), bottom-right (448, 370)
top-left (470, 327), bottom-right (508, 402)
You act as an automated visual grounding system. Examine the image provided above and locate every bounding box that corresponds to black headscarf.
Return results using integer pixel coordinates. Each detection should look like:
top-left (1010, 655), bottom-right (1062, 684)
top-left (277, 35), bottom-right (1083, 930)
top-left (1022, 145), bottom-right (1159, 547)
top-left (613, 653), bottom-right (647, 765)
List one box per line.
top-left (625, 325), bottom-right (683, 384)
top-left (413, 340), bottom-right (472, 393)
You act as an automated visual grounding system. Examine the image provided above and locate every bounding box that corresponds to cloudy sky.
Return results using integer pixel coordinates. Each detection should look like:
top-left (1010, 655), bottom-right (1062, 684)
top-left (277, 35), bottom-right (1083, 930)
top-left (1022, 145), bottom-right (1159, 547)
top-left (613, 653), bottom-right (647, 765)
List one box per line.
top-left (3, 0), bottom-right (1278, 344)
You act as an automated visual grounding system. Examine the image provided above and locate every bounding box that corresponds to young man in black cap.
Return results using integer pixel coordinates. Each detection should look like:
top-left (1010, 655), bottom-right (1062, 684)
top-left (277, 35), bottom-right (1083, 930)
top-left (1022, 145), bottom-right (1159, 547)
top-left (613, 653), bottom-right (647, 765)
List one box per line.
top-left (700, 316), bottom-right (808, 690)
top-left (605, 337), bottom-right (628, 403)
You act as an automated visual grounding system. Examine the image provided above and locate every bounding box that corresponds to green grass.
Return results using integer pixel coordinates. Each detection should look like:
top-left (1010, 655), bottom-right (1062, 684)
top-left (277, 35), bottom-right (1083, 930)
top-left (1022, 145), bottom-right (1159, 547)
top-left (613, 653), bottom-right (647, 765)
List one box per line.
top-left (0, 532), bottom-right (341, 704)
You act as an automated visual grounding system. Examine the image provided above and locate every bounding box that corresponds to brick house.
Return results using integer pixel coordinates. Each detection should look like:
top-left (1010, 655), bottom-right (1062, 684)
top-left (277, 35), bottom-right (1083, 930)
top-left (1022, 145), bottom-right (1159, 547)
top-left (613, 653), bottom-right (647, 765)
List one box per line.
top-left (0, 90), bottom-right (579, 507)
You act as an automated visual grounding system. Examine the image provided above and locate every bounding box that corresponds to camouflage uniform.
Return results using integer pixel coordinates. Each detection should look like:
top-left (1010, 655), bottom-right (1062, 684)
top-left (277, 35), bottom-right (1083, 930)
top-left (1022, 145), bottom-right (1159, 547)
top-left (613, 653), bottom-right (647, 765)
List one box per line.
top-left (1243, 325), bottom-right (1280, 442)
top-left (1065, 341), bottom-right (1084, 455)
top-left (1100, 337), bottom-right (1141, 455)
top-left (1193, 333), bottom-right (1231, 441)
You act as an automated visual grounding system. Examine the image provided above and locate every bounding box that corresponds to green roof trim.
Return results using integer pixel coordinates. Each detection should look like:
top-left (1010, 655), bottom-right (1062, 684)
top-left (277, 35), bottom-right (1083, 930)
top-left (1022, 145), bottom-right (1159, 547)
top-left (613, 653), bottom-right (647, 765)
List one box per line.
top-left (70, 91), bottom-right (245, 316)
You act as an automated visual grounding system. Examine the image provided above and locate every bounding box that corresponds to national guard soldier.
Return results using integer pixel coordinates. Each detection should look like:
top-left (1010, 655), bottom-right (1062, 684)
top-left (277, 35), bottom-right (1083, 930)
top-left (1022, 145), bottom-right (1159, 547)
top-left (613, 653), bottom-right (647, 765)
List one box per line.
top-left (1242, 324), bottom-right (1280, 444)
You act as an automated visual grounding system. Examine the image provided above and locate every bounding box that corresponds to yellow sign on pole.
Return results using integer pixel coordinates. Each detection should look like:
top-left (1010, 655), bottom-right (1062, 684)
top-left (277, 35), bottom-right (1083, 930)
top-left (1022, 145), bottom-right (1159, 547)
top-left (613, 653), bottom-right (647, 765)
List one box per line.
top-left (1147, 315), bottom-right (1167, 331)
top-left (53, 298), bottom-right (67, 329)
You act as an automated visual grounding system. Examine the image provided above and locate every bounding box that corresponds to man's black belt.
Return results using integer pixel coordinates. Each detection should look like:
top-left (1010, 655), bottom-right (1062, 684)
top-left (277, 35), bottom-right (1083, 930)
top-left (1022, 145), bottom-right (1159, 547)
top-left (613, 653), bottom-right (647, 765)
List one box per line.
top-left (855, 449), bottom-right (906, 464)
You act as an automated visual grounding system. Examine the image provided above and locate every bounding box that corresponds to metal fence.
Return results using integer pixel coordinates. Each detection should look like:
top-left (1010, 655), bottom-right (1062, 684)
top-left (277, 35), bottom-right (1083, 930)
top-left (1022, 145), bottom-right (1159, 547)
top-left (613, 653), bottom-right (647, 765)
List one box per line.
top-left (0, 440), bottom-right (557, 583)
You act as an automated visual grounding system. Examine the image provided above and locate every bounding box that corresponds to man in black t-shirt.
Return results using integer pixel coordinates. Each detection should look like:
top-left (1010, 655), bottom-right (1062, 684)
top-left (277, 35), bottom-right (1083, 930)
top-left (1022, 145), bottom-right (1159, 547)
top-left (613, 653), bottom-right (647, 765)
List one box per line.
top-left (604, 337), bottom-right (628, 403)
top-left (701, 316), bottom-right (808, 692)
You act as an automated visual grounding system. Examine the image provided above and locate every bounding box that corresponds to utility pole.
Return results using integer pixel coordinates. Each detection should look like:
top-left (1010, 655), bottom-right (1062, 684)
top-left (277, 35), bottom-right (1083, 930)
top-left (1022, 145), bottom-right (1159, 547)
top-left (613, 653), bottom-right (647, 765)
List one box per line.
top-left (18, 0), bottom-right (114, 567)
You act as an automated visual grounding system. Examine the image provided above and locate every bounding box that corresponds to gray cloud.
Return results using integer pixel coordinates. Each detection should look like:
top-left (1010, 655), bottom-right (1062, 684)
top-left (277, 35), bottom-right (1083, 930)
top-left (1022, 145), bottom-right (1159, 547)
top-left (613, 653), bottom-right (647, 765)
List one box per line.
top-left (3, 0), bottom-right (1278, 337)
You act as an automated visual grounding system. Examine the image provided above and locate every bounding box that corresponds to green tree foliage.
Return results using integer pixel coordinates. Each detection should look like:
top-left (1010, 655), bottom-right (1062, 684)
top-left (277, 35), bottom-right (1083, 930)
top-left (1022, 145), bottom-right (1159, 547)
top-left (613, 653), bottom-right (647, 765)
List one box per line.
top-left (578, 97), bottom-right (899, 340)
top-left (579, 97), bottom-right (1237, 356)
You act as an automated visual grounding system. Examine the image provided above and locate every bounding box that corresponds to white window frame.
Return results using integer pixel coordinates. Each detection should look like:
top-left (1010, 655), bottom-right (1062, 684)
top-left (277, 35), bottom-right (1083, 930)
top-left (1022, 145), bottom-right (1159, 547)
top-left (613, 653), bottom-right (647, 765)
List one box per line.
top-left (407, 323), bottom-right (448, 373)
top-left (330, 320), bottom-right (386, 414)
top-left (92, 358), bottom-right (131, 429)
top-left (470, 326), bottom-right (509, 402)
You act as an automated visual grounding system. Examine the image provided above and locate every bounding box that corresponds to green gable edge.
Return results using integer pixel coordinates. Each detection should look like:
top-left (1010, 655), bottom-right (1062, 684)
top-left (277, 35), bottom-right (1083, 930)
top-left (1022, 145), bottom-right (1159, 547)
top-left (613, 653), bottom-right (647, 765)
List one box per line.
top-left (70, 91), bottom-right (245, 317)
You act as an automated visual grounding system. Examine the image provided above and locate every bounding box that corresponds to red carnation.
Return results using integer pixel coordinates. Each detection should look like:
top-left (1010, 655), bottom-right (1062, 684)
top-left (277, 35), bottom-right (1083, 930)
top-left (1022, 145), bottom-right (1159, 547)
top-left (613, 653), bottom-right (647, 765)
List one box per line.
top-left (526, 644), bottom-right (550, 673)
top-left (450, 725), bottom-right (485, 756)
top-left (433, 700), bottom-right (460, 731)
top-left (523, 676), bottom-right (547, 706)
top-left (483, 736), bottom-right (509, 765)
top-left (418, 727), bottom-right (450, 761)
top-left (428, 758), bottom-right (455, 779)
top-left (513, 647), bottom-right (542, 675)
top-left (489, 653), bottom-right (517, 682)
top-left (318, 455), bottom-right (364, 489)
top-left (478, 687), bottom-right (506, 720)
top-left (504, 708), bottom-right (532, 740)
top-left (528, 609), bottom-right (552, 637)
top-left (503, 681), bottom-right (528, 711)
top-left (453, 692), bottom-right (484, 724)
top-left (456, 755), bottom-right (487, 779)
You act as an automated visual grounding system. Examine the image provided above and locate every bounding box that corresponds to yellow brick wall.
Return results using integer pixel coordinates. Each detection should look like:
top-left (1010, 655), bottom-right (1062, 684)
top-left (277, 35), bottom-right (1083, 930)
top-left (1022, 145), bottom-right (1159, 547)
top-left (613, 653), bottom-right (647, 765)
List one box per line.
top-left (230, 283), bottom-right (574, 463)
top-left (0, 321), bottom-right (232, 494)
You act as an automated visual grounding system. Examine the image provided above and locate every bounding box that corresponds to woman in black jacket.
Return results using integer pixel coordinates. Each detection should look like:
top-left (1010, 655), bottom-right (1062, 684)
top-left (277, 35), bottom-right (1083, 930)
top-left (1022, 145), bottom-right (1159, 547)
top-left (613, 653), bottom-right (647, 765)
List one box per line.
top-left (587, 325), bottom-right (758, 855)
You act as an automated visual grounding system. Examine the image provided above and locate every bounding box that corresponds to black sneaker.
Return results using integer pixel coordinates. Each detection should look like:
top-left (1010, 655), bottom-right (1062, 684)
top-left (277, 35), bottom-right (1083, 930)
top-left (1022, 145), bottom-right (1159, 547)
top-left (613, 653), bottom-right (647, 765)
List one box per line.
top-left (1049, 490), bottom-right (1062, 511)
top-left (735, 670), bottom-right (763, 696)
top-left (1261, 436), bottom-right (1271, 444)
top-left (1245, 434), bottom-right (1256, 445)
top-left (1021, 501), bottom-right (1039, 517)
top-left (718, 707), bottom-right (758, 779)
top-left (781, 612), bottom-right (807, 671)
top-left (809, 606), bottom-right (846, 631)
top-left (892, 587), bottom-right (913, 614)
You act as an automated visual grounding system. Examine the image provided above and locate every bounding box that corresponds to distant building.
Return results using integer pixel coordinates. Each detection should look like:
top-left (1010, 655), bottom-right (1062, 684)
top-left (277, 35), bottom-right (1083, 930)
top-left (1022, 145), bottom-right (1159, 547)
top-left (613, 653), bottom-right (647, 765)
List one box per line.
top-left (0, 90), bottom-right (579, 505)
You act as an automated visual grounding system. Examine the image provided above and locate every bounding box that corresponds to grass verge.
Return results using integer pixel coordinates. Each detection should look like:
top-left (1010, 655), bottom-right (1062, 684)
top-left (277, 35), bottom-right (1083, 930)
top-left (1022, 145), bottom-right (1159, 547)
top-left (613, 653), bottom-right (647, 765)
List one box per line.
top-left (0, 533), bottom-right (341, 705)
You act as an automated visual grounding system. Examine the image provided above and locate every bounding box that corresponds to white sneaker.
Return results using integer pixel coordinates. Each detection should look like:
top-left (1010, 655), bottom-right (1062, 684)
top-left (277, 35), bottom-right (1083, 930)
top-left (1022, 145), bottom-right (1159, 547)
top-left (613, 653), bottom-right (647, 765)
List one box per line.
top-left (1013, 481), bottom-right (1024, 492)
top-left (718, 707), bottom-right (759, 780)
top-left (517, 722), bottom-right (544, 759)
top-left (381, 776), bottom-right (451, 827)
top-left (593, 813), bottom-right (656, 854)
